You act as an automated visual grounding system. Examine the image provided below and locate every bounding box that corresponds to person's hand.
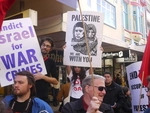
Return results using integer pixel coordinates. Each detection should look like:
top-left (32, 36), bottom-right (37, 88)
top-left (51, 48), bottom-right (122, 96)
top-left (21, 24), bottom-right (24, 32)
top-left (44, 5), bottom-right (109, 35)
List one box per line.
top-left (86, 96), bottom-right (102, 113)
top-left (33, 71), bottom-right (44, 81)
top-left (111, 102), bottom-right (117, 108)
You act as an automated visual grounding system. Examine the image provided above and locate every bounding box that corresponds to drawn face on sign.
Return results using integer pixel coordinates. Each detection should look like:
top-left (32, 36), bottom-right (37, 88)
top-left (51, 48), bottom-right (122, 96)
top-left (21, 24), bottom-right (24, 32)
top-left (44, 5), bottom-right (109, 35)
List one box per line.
top-left (73, 22), bottom-right (88, 41)
top-left (87, 24), bottom-right (96, 41)
top-left (88, 29), bottom-right (95, 39)
top-left (74, 27), bottom-right (84, 39)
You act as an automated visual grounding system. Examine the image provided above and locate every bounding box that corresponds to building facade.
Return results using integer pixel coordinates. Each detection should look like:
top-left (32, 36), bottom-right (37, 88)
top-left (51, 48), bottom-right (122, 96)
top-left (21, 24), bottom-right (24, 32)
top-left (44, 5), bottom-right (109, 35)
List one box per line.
top-left (2, 0), bottom-right (148, 91)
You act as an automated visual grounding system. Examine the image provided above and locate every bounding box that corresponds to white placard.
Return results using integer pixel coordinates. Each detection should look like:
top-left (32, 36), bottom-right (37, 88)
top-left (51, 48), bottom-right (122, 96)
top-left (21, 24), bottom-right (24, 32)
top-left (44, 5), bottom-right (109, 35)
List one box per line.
top-left (126, 61), bottom-right (148, 113)
top-left (63, 11), bottom-right (104, 67)
top-left (0, 18), bottom-right (47, 87)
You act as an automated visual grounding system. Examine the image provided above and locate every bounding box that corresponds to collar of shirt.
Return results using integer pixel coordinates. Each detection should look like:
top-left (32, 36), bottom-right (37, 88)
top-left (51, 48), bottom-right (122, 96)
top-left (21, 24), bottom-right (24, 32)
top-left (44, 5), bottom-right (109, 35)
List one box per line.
top-left (43, 57), bottom-right (48, 61)
top-left (82, 96), bottom-right (88, 111)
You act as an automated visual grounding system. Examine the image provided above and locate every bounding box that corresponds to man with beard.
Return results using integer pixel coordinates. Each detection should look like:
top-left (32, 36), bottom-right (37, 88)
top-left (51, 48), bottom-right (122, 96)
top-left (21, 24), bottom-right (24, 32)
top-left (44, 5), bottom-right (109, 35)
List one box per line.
top-left (34, 37), bottom-right (58, 105)
top-left (3, 71), bottom-right (53, 113)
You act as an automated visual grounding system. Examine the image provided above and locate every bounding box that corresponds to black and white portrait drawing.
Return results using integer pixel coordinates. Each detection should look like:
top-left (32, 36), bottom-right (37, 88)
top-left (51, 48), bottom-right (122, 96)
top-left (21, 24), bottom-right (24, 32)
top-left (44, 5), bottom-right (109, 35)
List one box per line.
top-left (63, 11), bottom-right (104, 68)
top-left (71, 22), bottom-right (98, 56)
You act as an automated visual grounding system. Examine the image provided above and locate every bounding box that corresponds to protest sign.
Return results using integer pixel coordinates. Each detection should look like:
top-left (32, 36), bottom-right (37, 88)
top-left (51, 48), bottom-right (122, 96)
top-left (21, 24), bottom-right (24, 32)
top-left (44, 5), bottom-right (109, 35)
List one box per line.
top-left (0, 18), bottom-right (47, 87)
top-left (126, 61), bottom-right (148, 113)
top-left (63, 11), bottom-right (104, 67)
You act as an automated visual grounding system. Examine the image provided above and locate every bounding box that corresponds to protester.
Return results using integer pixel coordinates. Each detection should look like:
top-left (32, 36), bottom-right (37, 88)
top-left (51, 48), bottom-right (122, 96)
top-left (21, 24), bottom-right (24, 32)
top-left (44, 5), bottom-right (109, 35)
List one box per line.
top-left (63, 44), bottom-right (90, 102)
top-left (115, 74), bottom-right (122, 85)
top-left (144, 76), bottom-right (150, 113)
top-left (61, 74), bottom-right (114, 113)
top-left (120, 86), bottom-right (132, 113)
top-left (103, 72), bottom-right (124, 113)
top-left (66, 66), bottom-right (89, 102)
top-left (3, 71), bottom-right (53, 113)
top-left (34, 37), bottom-right (58, 104)
top-left (63, 43), bottom-right (103, 102)
top-left (57, 78), bottom-right (70, 112)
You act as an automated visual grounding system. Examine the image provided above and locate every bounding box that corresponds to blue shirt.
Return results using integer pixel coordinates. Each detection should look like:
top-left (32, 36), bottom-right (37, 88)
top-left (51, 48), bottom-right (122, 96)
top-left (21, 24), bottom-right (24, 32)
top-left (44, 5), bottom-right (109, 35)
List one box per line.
top-left (3, 95), bottom-right (54, 113)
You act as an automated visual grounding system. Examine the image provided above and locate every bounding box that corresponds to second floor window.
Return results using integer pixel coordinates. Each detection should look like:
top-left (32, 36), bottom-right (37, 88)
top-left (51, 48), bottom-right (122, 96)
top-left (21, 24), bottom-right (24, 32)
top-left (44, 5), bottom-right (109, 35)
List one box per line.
top-left (133, 6), bottom-right (138, 31)
top-left (133, 6), bottom-right (144, 34)
top-left (123, 1), bottom-right (128, 29)
top-left (97, 0), bottom-right (116, 28)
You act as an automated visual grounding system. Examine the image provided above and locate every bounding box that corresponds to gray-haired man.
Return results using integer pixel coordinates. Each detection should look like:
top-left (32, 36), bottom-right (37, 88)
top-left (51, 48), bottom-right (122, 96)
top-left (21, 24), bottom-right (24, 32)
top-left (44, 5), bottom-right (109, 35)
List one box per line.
top-left (62, 74), bottom-right (114, 113)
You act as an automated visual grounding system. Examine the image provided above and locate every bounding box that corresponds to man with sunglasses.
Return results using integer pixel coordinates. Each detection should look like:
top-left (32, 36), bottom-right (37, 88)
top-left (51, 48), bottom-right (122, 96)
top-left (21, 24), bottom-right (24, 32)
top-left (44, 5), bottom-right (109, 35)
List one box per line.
top-left (61, 74), bottom-right (114, 113)
top-left (103, 72), bottom-right (124, 113)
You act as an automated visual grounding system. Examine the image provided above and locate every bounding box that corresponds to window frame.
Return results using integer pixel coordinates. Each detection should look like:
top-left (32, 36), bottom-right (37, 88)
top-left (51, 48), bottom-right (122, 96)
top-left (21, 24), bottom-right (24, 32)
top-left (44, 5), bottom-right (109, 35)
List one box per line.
top-left (97, 0), bottom-right (116, 28)
top-left (122, 1), bottom-right (129, 30)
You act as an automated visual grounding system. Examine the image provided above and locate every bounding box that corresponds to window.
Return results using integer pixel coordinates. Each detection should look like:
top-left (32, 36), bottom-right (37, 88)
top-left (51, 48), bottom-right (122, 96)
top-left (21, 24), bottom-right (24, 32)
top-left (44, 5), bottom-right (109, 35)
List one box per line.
top-left (132, 6), bottom-right (144, 34)
top-left (133, 6), bottom-right (138, 31)
top-left (123, 1), bottom-right (128, 29)
top-left (97, 0), bottom-right (116, 28)
top-left (139, 7), bottom-right (144, 34)
top-left (139, 15), bottom-right (144, 33)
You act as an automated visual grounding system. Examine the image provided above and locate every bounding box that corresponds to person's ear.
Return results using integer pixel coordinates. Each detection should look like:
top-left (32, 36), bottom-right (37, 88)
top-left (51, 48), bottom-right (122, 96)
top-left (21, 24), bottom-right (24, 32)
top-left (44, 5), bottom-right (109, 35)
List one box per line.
top-left (29, 84), bottom-right (32, 89)
top-left (85, 85), bottom-right (90, 93)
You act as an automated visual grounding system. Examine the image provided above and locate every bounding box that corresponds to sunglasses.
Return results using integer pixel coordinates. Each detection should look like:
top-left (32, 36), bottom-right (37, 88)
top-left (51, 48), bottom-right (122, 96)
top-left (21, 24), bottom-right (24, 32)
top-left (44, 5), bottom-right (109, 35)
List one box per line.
top-left (89, 85), bottom-right (106, 91)
top-left (95, 86), bottom-right (106, 91)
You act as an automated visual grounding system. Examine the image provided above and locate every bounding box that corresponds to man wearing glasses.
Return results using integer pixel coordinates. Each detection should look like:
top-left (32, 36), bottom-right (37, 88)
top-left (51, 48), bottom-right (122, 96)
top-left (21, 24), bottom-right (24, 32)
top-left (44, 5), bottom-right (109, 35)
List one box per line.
top-left (61, 74), bottom-right (114, 113)
top-left (34, 37), bottom-right (58, 104)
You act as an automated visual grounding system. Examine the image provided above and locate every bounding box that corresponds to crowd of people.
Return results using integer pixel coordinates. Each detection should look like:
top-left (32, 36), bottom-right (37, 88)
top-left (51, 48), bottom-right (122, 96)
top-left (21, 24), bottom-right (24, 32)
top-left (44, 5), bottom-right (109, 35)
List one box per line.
top-left (0, 0), bottom-right (149, 113)
top-left (0, 36), bottom-right (150, 113)
top-left (1, 39), bottom-right (148, 113)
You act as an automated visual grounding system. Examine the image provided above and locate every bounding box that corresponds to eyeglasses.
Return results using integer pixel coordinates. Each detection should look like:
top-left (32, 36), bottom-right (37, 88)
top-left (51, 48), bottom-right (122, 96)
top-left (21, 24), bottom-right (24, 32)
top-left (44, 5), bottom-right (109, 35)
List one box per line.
top-left (88, 85), bottom-right (106, 91)
top-left (41, 43), bottom-right (51, 48)
top-left (94, 86), bottom-right (106, 91)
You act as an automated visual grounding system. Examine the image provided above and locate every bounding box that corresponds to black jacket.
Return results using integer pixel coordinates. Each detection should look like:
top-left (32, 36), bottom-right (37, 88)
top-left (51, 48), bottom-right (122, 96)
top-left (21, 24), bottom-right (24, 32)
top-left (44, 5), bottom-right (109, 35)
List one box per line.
top-left (62, 96), bottom-right (114, 113)
top-left (103, 82), bottom-right (125, 113)
top-left (36, 58), bottom-right (58, 98)
top-left (120, 96), bottom-right (132, 113)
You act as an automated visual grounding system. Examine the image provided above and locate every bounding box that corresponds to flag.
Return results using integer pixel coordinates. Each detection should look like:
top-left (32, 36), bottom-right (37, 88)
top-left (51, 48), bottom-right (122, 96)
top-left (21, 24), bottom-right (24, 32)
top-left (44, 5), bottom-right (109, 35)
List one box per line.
top-left (139, 31), bottom-right (150, 86)
top-left (0, 0), bottom-right (16, 29)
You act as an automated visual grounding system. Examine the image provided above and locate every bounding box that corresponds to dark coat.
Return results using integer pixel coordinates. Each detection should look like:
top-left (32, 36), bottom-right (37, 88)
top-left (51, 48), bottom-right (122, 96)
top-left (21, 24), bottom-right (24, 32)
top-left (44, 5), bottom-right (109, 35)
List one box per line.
top-left (103, 82), bottom-right (125, 113)
top-left (120, 96), bottom-right (132, 113)
top-left (35, 58), bottom-right (58, 99)
top-left (61, 96), bottom-right (114, 113)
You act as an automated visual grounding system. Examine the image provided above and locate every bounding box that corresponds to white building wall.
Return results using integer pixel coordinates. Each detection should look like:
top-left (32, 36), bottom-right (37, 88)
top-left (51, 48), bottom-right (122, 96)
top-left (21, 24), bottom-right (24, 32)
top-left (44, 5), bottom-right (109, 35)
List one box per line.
top-left (77, 0), bottom-right (125, 44)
